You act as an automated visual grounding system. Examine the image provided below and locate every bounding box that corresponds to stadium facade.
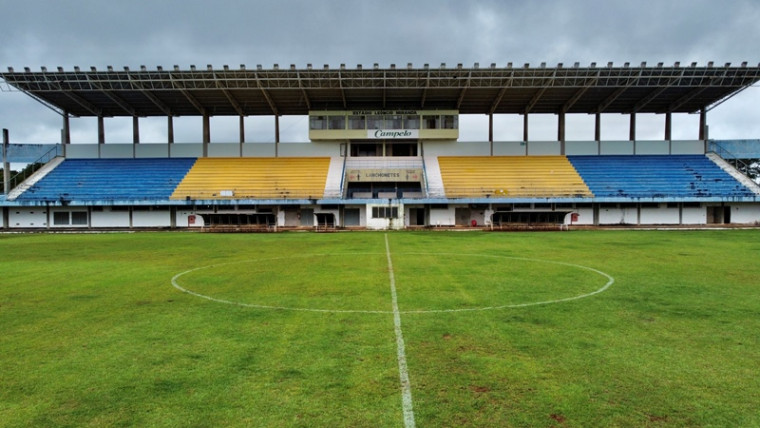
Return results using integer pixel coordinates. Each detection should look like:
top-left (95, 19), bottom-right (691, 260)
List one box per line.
top-left (1, 62), bottom-right (760, 230)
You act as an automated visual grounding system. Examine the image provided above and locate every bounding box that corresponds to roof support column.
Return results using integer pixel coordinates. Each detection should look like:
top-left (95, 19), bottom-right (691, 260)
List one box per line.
top-left (3, 129), bottom-right (10, 197)
top-left (98, 116), bottom-right (105, 144)
top-left (488, 113), bottom-right (494, 156)
top-left (595, 112), bottom-right (601, 141)
top-left (665, 112), bottom-right (672, 141)
top-left (558, 112), bottom-right (566, 155)
top-left (239, 115), bottom-right (245, 144)
top-left (629, 113), bottom-right (636, 141)
top-left (62, 112), bottom-right (71, 145)
top-left (275, 115), bottom-right (280, 158)
top-left (167, 116), bottom-right (174, 144)
top-left (699, 108), bottom-right (707, 141)
top-left (522, 113), bottom-right (529, 143)
top-left (202, 113), bottom-right (210, 157)
top-left (132, 116), bottom-right (140, 144)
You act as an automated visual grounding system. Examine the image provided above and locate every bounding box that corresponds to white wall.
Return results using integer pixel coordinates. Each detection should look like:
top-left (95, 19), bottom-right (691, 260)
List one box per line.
top-left (571, 207), bottom-right (595, 225)
top-left (599, 206), bottom-right (638, 225)
top-left (175, 210), bottom-right (205, 228)
top-left (565, 141), bottom-right (598, 155)
top-left (527, 141), bottom-right (561, 155)
top-left (731, 204), bottom-right (760, 224)
top-left (429, 205), bottom-right (456, 226)
top-left (242, 143), bottom-right (276, 157)
top-left (366, 203), bottom-right (404, 230)
top-left (208, 143), bottom-right (241, 157)
top-left (100, 144), bottom-right (134, 158)
top-left (682, 206), bottom-right (707, 224)
top-left (91, 209), bottom-right (130, 227)
top-left (422, 141), bottom-right (489, 156)
top-left (600, 141), bottom-right (634, 155)
top-left (9, 209), bottom-right (47, 228)
top-left (132, 210), bottom-right (171, 227)
top-left (135, 144), bottom-right (170, 158)
top-left (65, 144), bottom-right (99, 159)
top-left (170, 143), bottom-right (204, 158)
top-left (640, 206), bottom-right (679, 224)
top-left (636, 140), bottom-right (669, 155)
top-left (0, 208), bottom-right (4, 227)
top-left (493, 141), bottom-right (526, 156)
top-left (279, 142), bottom-right (340, 157)
top-left (671, 140), bottom-right (705, 154)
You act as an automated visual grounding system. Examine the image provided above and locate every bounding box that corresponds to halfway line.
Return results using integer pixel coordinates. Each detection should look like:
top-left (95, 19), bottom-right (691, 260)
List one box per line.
top-left (385, 234), bottom-right (416, 428)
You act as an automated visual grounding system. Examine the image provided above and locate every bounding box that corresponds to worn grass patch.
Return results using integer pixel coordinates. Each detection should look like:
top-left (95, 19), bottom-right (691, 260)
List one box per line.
top-left (1, 230), bottom-right (759, 427)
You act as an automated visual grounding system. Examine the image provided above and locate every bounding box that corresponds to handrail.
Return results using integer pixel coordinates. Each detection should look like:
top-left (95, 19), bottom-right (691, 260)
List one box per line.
top-left (708, 140), bottom-right (751, 174)
top-left (338, 154), bottom-right (347, 198)
top-left (7, 145), bottom-right (62, 190)
top-left (421, 156), bottom-right (430, 197)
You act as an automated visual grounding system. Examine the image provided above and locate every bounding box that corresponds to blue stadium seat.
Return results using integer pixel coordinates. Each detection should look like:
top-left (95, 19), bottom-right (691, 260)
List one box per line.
top-left (568, 155), bottom-right (755, 198)
top-left (15, 158), bottom-right (197, 202)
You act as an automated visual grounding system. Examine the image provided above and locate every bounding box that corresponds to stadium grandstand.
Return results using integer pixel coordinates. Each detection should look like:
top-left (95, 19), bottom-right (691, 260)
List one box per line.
top-left (1, 61), bottom-right (760, 230)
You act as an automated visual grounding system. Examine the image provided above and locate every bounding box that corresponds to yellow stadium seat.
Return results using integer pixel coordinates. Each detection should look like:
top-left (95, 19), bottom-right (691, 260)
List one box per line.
top-left (437, 156), bottom-right (592, 198)
top-left (171, 157), bottom-right (331, 200)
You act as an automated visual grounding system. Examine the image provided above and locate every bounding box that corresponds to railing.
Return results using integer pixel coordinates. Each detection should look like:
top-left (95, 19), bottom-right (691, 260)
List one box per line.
top-left (6, 145), bottom-right (63, 191)
top-left (708, 140), bottom-right (751, 173)
top-left (338, 154), bottom-right (348, 198)
top-left (420, 156), bottom-right (430, 197)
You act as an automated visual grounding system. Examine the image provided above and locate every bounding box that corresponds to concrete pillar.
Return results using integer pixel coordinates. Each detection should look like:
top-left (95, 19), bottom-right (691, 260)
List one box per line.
top-left (3, 128), bottom-right (9, 196)
top-left (167, 116), bottom-right (174, 144)
top-left (629, 113), bottom-right (636, 141)
top-left (132, 116), bottom-right (140, 144)
top-left (488, 113), bottom-right (493, 156)
top-left (98, 116), bottom-right (105, 144)
top-left (62, 113), bottom-right (71, 145)
top-left (239, 115), bottom-right (245, 143)
top-left (664, 112), bottom-right (672, 141)
top-left (202, 114), bottom-right (210, 144)
top-left (558, 112), bottom-right (566, 155)
top-left (699, 109), bottom-right (707, 140)
top-left (275, 115), bottom-right (280, 157)
top-left (202, 113), bottom-right (210, 157)
top-left (522, 113), bottom-right (529, 142)
top-left (594, 112), bottom-right (601, 141)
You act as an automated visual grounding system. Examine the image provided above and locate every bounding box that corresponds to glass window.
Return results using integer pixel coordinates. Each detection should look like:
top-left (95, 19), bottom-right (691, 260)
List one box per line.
top-left (309, 116), bottom-right (327, 130)
top-left (367, 115), bottom-right (384, 129)
top-left (372, 207), bottom-right (399, 218)
top-left (328, 116), bottom-right (345, 130)
top-left (53, 212), bottom-right (69, 225)
top-left (442, 115), bottom-right (458, 129)
top-left (385, 115), bottom-right (403, 129)
top-left (348, 115), bottom-right (366, 130)
top-left (404, 115), bottom-right (420, 129)
top-left (71, 212), bottom-right (88, 225)
top-left (423, 115), bottom-right (440, 129)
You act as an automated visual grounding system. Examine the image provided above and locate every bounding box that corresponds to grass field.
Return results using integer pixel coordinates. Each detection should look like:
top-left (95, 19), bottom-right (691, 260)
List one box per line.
top-left (1, 230), bottom-right (759, 427)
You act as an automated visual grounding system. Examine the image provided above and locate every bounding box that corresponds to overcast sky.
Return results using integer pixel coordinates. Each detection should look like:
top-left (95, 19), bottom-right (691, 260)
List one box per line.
top-left (1, 0), bottom-right (759, 145)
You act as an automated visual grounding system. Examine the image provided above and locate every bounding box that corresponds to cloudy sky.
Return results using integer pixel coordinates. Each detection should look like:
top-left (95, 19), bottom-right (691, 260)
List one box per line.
top-left (1, 0), bottom-right (759, 145)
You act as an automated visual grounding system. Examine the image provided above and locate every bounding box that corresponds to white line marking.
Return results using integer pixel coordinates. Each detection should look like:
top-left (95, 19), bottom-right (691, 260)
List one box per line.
top-left (170, 253), bottom-right (615, 314)
top-left (385, 234), bottom-right (416, 428)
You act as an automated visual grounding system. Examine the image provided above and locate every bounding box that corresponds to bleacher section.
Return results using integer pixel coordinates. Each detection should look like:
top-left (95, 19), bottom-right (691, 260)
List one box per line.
top-left (437, 156), bottom-right (592, 198)
top-left (13, 158), bottom-right (197, 202)
top-left (170, 157), bottom-right (330, 200)
top-left (568, 155), bottom-right (756, 199)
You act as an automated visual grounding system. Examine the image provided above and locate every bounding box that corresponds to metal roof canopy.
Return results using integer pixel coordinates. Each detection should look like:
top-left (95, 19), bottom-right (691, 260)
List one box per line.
top-left (2, 62), bottom-right (759, 118)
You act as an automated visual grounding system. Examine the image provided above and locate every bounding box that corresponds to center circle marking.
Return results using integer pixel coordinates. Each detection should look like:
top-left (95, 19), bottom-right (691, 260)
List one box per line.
top-left (170, 253), bottom-right (614, 314)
